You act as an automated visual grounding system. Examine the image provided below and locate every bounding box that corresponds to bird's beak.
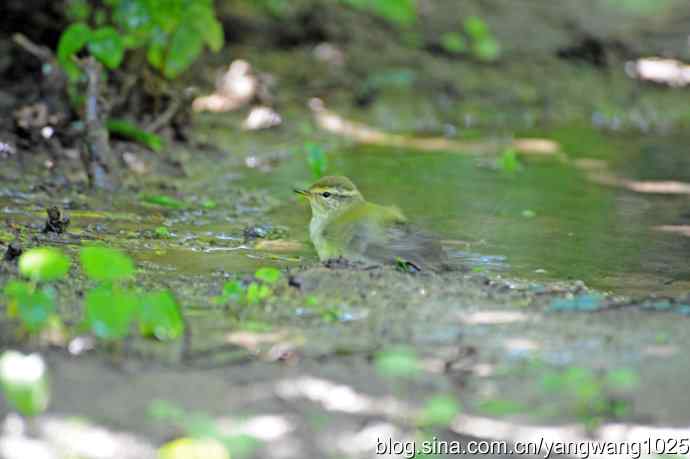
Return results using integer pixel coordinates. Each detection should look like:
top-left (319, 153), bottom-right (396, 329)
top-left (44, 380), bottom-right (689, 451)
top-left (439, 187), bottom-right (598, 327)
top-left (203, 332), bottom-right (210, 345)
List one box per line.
top-left (293, 188), bottom-right (310, 197)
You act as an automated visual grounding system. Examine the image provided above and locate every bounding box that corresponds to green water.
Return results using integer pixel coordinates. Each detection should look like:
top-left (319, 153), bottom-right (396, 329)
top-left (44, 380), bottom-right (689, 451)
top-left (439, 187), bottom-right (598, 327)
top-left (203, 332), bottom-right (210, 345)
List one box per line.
top-left (243, 139), bottom-right (690, 295)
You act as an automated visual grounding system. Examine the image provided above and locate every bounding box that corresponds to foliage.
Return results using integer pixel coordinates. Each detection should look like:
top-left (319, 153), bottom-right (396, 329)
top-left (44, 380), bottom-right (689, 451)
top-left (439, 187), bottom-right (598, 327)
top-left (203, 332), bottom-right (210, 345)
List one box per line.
top-left (3, 244), bottom-right (185, 342)
top-left (477, 398), bottom-right (526, 416)
top-left (139, 290), bottom-right (185, 340)
top-left (441, 16), bottom-right (501, 62)
top-left (155, 226), bottom-right (172, 238)
top-left (150, 400), bottom-right (262, 459)
top-left (85, 284), bottom-right (138, 340)
top-left (58, 0), bottom-right (224, 81)
top-left (341, 0), bottom-right (417, 26)
top-left (0, 351), bottom-right (50, 417)
top-left (159, 438), bottom-right (230, 459)
top-left (80, 246), bottom-right (134, 282)
top-left (305, 142), bottom-right (328, 179)
top-left (375, 346), bottom-right (421, 379)
top-left (497, 148), bottom-right (522, 173)
top-left (216, 267), bottom-right (283, 307)
top-left (18, 247), bottom-right (71, 282)
top-left (418, 394), bottom-right (461, 426)
top-left (541, 366), bottom-right (638, 429)
top-left (107, 119), bottom-right (163, 152)
top-left (4, 247), bottom-right (70, 332)
top-left (140, 194), bottom-right (187, 209)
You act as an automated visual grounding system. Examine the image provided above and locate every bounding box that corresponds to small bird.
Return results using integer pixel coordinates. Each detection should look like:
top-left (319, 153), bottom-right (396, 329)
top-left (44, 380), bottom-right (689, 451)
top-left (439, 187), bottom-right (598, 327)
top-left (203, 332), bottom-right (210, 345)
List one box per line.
top-left (294, 176), bottom-right (447, 271)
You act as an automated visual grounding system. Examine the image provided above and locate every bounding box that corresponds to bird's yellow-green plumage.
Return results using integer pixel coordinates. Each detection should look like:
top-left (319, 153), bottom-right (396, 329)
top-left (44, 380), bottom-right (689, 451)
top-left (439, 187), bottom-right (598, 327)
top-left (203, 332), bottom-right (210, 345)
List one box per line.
top-left (295, 176), bottom-right (446, 270)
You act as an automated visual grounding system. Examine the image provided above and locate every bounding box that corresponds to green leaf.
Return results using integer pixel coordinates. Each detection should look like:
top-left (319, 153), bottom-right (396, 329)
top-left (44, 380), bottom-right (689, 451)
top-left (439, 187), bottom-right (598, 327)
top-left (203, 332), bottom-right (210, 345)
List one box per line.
top-left (188, 4), bottom-right (224, 52)
top-left (418, 394), bottom-right (461, 426)
top-left (3, 281), bottom-right (31, 299)
top-left (464, 16), bottom-right (489, 40)
top-left (158, 437), bottom-right (230, 459)
top-left (246, 282), bottom-right (271, 304)
top-left (497, 148), bottom-right (521, 173)
top-left (146, 27), bottom-right (168, 70)
top-left (342, 0), bottom-right (417, 26)
top-left (107, 119), bottom-right (163, 151)
top-left (18, 247), bottom-right (71, 282)
top-left (139, 194), bottom-right (186, 209)
top-left (163, 21), bottom-right (203, 78)
top-left (221, 281), bottom-right (244, 302)
top-left (17, 288), bottom-right (56, 332)
top-left (154, 226), bottom-right (171, 238)
top-left (440, 32), bottom-right (467, 54)
top-left (254, 267), bottom-right (282, 285)
top-left (80, 246), bottom-right (135, 282)
top-left (375, 346), bottom-right (420, 379)
top-left (112, 0), bottom-right (153, 33)
top-left (85, 285), bottom-right (138, 340)
top-left (87, 27), bottom-right (125, 69)
top-left (57, 22), bottom-right (92, 81)
top-left (478, 398), bottom-right (526, 416)
top-left (473, 37), bottom-right (501, 62)
top-left (139, 290), bottom-right (184, 341)
top-left (0, 351), bottom-right (50, 417)
top-left (305, 143), bottom-right (327, 179)
top-left (605, 369), bottom-right (639, 391)
top-left (66, 0), bottom-right (91, 22)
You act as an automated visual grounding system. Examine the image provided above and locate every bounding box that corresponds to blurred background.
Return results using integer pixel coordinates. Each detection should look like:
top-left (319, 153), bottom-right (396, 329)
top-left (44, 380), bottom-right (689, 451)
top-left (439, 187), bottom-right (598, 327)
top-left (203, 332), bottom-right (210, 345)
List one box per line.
top-left (1, 1), bottom-right (690, 458)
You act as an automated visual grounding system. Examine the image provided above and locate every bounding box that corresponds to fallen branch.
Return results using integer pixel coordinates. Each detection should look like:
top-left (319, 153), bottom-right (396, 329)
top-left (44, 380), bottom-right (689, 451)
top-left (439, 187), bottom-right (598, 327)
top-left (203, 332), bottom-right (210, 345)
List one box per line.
top-left (146, 96), bottom-right (182, 133)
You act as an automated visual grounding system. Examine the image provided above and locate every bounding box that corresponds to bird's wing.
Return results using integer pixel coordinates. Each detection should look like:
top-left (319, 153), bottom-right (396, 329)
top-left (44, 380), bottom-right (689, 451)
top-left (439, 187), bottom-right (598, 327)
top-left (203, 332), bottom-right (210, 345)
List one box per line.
top-left (336, 203), bottom-right (447, 271)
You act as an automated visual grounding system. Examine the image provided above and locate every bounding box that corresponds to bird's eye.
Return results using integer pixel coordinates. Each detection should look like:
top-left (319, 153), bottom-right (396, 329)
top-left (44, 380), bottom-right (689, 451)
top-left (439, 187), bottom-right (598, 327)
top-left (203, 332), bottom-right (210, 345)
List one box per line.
top-left (322, 192), bottom-right (331, 198)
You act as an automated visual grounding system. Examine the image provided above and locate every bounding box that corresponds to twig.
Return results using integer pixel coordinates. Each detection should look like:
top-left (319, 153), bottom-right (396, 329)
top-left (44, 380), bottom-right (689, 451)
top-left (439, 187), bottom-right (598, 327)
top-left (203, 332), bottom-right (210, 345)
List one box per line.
top-left (12, 33), bottom-right (55, 62)
top-left (145, 96), bottom-right (182, 133)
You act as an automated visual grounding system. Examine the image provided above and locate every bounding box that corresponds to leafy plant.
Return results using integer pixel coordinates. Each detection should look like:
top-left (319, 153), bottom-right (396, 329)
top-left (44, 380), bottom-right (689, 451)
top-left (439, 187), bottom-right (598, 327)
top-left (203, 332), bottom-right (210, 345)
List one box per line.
top-left (0, 351), bottom-right (50, 417)
top-left (441, 16), bottom-right (501, 62)
top-left (80, 246), bottom-right (134, 282)
top-left (541, 366), bottom-right (638, 429)
top-left (85, 284), bottom-right (138, 340)
top-left (497, 148), bottom-right (522, 173)
top-left (80, 246), bottom-right (137, 339)
top-left (57, 0), bottom-right (224, 81)
top-left (79, 246), bottom-right (184, 342)
top-left (140, 194), bottom-right (187, 209)
top-left (4, 247), bottom-right (71, 332)
top-left (139, 290), bottom-right (184, 340)
top-left (305, 142), bottom-right (328, 179)
top-left (341, 0), bottom-right (417, 26)
top-left (418, 394), bottom-right (461, 426)
top-left (149, 400), bottom-right (262, 459)
top-left (375, 346), bottom-right (421, 379)
top-left (216, 267), bottom-right (283, 308)
top-left (107, 119), bottom-right (163, 152)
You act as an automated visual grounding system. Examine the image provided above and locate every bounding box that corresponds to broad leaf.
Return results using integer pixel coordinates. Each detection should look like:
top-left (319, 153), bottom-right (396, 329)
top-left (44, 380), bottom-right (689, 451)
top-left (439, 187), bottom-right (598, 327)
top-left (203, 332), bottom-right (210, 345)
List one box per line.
top-left (18, 247), bottom-right (71, 282)
top-left (57, 22), bottom-right (92, 80)
top-left (87, 26), bottom-right (125, 69)
top-left (254, 267), bottom-right (282, 285)
top-left (80, 246), bottom-right (134, 281)
top-left (85, 285), bottom-right (138, 340)
top-left (139, 290), bottom-right (184, 340)
top-left (163, 21), bottom-right (203, 78)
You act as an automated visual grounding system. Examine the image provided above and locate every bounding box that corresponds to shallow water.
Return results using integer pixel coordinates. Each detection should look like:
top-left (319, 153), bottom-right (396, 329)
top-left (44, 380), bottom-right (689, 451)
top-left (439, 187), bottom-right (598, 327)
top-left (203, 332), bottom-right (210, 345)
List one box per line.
top-left (242, 131), bottom-right (690, 296)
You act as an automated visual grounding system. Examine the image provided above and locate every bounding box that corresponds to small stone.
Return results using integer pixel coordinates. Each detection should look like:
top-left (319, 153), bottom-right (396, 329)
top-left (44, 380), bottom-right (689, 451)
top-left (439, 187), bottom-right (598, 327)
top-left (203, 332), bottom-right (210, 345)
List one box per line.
top-left (42, 207), bottom-right (70, 234)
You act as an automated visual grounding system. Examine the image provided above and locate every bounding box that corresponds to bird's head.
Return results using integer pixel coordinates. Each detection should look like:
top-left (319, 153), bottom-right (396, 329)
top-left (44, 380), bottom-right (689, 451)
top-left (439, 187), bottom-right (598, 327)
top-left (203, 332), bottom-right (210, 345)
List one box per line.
top-left (294, 175), bottom-right (364, 220)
